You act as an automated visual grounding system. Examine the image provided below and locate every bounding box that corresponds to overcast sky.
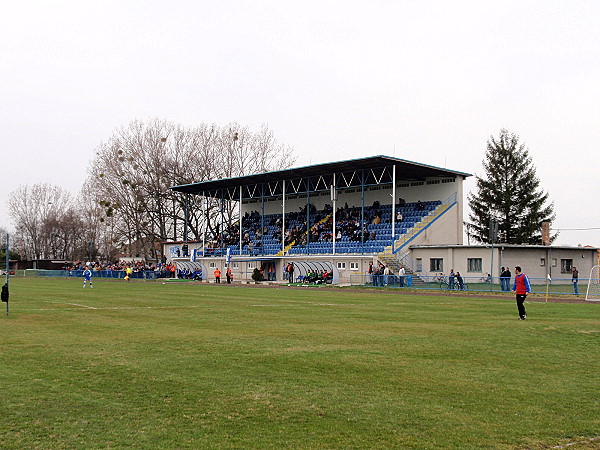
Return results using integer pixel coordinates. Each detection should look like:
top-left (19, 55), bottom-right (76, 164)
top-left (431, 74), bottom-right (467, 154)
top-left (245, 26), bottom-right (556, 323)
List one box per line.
top-left (1, 0), bottom-right (599, 247)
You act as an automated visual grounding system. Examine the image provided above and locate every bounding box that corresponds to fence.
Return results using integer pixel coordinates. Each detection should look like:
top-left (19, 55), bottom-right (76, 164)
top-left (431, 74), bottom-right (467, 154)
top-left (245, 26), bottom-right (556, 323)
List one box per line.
top-left (14, 269), bottom-right (164, 279)
top-left (350, 273), bottom-right (590, 296)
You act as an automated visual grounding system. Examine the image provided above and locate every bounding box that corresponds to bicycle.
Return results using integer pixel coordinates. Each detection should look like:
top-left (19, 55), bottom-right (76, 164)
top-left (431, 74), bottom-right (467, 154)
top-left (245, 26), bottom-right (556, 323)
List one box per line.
top-left (440, 280), bottom-right (468, 290)
top-left (432, 274), bottom-right (446, 284)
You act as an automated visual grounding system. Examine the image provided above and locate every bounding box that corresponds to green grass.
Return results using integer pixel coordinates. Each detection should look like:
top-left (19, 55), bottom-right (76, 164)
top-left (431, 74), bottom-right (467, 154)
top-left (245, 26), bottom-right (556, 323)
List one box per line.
top-left (1, 278), bottom-right (599, 449)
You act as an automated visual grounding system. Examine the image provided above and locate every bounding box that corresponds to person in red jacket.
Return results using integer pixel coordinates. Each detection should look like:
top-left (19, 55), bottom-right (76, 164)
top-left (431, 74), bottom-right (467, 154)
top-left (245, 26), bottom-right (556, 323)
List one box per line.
top-left (512, 266), bottom-right (531, 320)
top-left (214, 268), bottom-right (221, 284)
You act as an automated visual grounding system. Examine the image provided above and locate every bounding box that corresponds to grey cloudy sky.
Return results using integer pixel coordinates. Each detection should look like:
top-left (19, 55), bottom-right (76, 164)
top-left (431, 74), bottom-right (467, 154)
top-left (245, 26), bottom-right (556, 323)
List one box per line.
top-left (1, 0), bottom-right (599, 246)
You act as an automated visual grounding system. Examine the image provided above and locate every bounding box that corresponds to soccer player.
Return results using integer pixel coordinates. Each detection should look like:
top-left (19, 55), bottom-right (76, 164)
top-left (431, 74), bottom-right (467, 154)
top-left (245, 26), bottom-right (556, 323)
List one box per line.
top-left (83, 267), bottom-right (93, 288)
top-left (512, 266), bottom-right (530, 320)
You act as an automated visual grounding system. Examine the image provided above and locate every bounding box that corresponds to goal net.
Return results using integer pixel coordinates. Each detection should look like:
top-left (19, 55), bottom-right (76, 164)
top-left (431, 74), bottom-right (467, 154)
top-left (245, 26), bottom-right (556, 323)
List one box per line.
top-left (585, 265), bottom-right (600, 302)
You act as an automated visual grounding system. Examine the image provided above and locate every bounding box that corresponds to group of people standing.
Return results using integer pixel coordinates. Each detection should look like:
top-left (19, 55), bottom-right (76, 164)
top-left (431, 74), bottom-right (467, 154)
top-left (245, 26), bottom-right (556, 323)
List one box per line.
top-left (367, 262), bottom-right (406, 287)
top-left (213, 267), bottom-right (233, 284)
top-left (499, 267), bottom-right (512, 291)
top-left (446, 269), bottom-right (465, 290)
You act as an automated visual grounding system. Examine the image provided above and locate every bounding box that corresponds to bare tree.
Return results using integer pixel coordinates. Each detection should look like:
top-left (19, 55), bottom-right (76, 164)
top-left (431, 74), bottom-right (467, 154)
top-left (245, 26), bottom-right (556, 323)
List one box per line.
top-left (86, 119), bottom-right (296, 258)
top-left (8, 184), bottom-right (74, 260)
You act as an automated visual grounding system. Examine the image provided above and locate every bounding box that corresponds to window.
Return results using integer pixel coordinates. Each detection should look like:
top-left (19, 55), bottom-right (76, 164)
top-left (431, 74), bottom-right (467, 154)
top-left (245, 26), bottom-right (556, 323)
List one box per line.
top-left (350, 262), bottom-right (359, 270)
top-left (209, 262), bottom-right (216, 268)
top-left (540, 258), bottom-right (546, 266)
top-left (430, 258), bottom-right (443, 272)
top-left (232, 262), bottom-right (239, 268)
top-left (561, 259), bottom-right (573, 273)
top-left (248, 262), bottom-right (255, 269)
top-left (467, 258), bottom-right (482, 272)
top-left (337, 262), bottom-right (346, 269)
top-left (415, 258), bottom-right (422, 272)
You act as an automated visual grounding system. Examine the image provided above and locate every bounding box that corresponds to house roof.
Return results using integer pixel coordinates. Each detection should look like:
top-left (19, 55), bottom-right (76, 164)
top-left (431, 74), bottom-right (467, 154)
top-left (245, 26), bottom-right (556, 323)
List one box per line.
top-left (411, 244), bottom-right (599, 250)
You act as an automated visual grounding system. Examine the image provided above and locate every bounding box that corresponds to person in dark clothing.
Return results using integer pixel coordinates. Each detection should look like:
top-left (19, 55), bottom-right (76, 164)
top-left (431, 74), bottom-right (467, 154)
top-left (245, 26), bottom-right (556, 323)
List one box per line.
top-left (455, 271), bottom-right (464, 290)
top-left (500, 267), bottom-right (511, 291)
top-left (512, 266), bottom-right (530, 320)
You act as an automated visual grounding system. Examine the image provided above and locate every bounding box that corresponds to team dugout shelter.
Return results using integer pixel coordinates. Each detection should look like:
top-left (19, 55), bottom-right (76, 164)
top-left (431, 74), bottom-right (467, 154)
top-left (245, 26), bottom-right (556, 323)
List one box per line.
top-left (167, 155), bottom-right (471, 284)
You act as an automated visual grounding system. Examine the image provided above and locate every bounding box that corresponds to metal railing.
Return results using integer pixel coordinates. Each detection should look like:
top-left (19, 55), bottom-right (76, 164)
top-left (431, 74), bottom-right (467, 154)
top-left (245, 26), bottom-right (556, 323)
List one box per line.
top-left (350, 274), bottom-right (590, 296)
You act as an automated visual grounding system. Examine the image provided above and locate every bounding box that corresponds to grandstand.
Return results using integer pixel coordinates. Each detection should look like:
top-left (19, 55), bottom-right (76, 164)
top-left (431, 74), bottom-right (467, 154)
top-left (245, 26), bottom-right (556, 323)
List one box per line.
top-left (166, 155), bottom-right (471, 284)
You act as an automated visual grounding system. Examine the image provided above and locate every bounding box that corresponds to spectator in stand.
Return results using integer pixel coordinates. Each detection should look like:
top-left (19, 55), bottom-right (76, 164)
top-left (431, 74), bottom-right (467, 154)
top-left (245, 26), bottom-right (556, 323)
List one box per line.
top-left (417, 200), bottom-right (425, 210)
top-left (396, 211), bottom-right (403, 222)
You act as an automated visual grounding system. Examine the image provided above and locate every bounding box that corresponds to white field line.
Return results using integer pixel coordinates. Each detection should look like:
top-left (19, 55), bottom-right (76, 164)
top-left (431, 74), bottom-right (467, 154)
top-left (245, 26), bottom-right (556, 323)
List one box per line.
top-left (552, 436), bottom-right (600, 448)
top-left (17, 300), bottom-right (366, 311)
top-left (65, 303), bottom-right (98, 309)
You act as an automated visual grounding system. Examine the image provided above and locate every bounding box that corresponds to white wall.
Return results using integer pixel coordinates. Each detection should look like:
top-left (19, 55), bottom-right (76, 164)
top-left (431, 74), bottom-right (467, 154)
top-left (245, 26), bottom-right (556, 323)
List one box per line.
top-left (409, 245), bottom-right (598, 283)
top-left (241, 176), bottom-right (462, 216)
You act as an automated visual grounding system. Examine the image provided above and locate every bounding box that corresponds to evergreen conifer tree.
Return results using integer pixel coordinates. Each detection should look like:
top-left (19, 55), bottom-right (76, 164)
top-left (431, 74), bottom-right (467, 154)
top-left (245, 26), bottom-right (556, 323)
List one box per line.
top-left (467, 129), bottom-right (555, 244)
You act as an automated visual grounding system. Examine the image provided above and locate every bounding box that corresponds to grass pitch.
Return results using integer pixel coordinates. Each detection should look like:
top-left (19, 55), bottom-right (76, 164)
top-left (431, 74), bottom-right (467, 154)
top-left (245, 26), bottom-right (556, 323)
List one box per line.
top-left (0, 278), bottom-right (598, 449)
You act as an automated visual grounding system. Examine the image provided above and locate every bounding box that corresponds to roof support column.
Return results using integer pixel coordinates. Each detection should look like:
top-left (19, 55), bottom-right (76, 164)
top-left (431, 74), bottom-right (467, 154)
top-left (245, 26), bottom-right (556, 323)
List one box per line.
top-left (361, 169), bottom-right (365, 254)
top-left (239, 186), bottom-right (243, 256)
top-left (220, 189), bottom-right (224, 255)
top-left (306, 178), bottom-right (311, 254)
top-left (202, 191), bottom-right (206, 257)
top-left (332, 174), bottom-right (337, 255)
top-left (392, 164), bottom-right (396, 241)
top-left (184, 193), bottom-right (189, 243)
top-left (282, 180), bottom-right (286, 253)
top-left (261, 184), bottom-right (265, 256)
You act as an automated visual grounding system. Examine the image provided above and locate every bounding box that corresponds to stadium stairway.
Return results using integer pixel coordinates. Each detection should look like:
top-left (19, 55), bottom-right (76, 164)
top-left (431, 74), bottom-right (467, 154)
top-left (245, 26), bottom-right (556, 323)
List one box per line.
top-left (376, 198), bottom-right (457, 285)
top-left (277, 214), bottom-right (332, 256)
top-left (390, 201), bottom-right (455, 254)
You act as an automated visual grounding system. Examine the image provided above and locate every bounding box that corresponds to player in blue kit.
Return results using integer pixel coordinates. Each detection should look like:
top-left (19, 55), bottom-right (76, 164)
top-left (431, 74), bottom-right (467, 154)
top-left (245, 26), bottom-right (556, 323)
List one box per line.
top-left (83, 267), bottom-right (93, 288)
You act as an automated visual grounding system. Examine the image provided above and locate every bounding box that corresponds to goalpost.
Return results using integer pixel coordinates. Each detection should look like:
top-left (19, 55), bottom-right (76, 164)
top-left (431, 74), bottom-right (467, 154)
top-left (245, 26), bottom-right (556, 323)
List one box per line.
top-left (585, 265), bottom-right (600, 302)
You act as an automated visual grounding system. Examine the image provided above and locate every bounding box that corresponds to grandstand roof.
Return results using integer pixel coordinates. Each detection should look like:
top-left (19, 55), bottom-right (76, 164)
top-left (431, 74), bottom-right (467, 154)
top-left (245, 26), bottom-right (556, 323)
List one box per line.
top-left (170, 155), bottom-right (471, 196)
